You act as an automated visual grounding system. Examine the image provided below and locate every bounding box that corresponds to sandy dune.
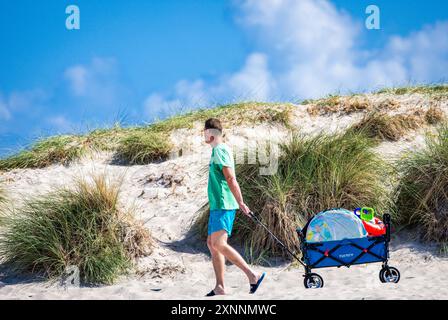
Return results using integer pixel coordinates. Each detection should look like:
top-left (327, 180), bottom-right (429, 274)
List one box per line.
top-left (1, 93), bottom-right (448, 300)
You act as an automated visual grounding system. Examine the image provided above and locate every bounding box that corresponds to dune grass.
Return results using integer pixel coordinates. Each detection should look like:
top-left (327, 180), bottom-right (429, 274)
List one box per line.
top-left (302, 94), bottom-right (342, 107)
top-left (0, 183), bottom-right (5, 205)
top-left (350, 106), bottom-right (445, 142)
top-left (306, 95), bottom-right (409, 117)
top-left (425, 105), bottom-right (446, 125)
top-left (305, 84), bottom-right (448, 116)
top-left (394, 124), bottom-right (448, 252)
top-left (376, 84), bottom-right (448, 96)
top-left (306, 95), bottom-right (371, 116)
top-left (0, 103), bottom-right (292, 170)
top-left (115, 131), bottom-right (173, 165)
top-left (195, 130), bottom-right (391, 259)
top-left (0, 135), bottom-right (90, 170)
top-left (149, 102), bottom-right (292, 132)
top-left (350, 111), bottom-right (425, 142)
top-left (0, 174), bottom-right (153, 284)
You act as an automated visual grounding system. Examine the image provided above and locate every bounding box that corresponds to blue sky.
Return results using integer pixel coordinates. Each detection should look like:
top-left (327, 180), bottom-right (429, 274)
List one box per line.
top-left (1, 0), bottom-right (448, 156)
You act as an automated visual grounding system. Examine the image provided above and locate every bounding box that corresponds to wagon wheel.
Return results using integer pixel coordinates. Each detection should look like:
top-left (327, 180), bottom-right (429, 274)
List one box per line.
top-left (379, 266), bottom-right (400, 283)
top-left (303, 273), bottom-right (324, 289)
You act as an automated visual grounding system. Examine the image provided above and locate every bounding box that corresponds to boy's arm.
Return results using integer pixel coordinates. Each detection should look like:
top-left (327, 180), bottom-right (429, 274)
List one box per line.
top-left (222, 166), bottom-right (251, 216)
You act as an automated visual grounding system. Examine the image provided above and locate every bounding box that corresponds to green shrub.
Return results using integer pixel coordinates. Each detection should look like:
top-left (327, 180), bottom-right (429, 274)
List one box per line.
top-left (376, 84), bottom-right (448, 96)
top-left (425, 105), bottom-right (446, 125)
top-left (306, 95), bottom-right (371, 116)
top-left (0, 175), bottom-right (153, 284)
top-left (350, 111), bottom-right (425, 142)
top-left (0, 136), bottom-right (88, 170)
top-left (116, 131), bottom-right (173, 164)
top-left (395, 124), bottom-right (448, 251)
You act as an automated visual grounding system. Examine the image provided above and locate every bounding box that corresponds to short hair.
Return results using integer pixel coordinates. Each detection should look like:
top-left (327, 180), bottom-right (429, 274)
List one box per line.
top-left (204, 118), bottom-right (222, 133)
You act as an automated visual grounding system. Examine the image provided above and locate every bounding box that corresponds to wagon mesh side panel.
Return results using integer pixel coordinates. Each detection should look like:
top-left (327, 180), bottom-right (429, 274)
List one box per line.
top-left (304, 237), bottom-right (387, 269)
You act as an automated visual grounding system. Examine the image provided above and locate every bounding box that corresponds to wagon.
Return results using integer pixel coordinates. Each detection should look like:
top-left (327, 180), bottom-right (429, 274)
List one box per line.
top-left (249, 208), bottom-right (400, 289)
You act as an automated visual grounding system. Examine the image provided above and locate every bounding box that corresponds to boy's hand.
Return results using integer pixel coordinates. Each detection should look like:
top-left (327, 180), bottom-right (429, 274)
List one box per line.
top-left (239, 202), bottom-right (251, 217)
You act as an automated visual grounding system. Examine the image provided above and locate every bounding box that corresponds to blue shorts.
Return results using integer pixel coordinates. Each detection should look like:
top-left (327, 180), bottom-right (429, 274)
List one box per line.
top-left (208, 209), bottom-right (237, 236)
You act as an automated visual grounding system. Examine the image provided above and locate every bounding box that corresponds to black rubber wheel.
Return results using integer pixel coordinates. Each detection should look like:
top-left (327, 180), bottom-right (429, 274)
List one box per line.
top-left (379, 266), bottom-right (400, 283)
top-left (303, 273), bottom-right (324, 289)
top-left (379, 268), bottom-right (385, 283)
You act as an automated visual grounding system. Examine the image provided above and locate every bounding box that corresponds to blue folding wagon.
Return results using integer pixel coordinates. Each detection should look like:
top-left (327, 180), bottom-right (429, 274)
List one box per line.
top-left (249, 208), bottom-right (400, 289)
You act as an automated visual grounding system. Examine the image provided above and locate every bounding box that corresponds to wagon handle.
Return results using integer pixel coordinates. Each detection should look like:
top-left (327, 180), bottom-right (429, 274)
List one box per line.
top-left (248, 212), bottom-right (306, 267)
top-left (383, 213), bottom-right (391, 242)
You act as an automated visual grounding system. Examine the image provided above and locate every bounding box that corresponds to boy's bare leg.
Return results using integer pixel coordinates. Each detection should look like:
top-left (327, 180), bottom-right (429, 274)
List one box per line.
top-left (210, 230), bottom-right (261, 285)
top-left (207, 236), bottom-right (226, 294)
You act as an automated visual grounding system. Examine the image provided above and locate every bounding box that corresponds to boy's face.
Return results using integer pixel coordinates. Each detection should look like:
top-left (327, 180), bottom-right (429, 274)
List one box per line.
top-left (204, 128), bottom-right (221, 144)
top-left (204, 128), bottom-right (213, 144)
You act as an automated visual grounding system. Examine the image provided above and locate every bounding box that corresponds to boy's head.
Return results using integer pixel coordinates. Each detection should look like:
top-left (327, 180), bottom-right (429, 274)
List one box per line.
top-left (204, 118), bottom-right (223, 144)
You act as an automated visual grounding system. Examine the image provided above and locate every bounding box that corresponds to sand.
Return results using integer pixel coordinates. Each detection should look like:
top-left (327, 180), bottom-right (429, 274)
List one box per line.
top-left (1, 93), bottom-right (448, 300)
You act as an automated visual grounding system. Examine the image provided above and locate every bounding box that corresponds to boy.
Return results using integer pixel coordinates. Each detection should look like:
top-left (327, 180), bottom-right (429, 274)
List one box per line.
top-left (204, 118), bottom-right (266, 296)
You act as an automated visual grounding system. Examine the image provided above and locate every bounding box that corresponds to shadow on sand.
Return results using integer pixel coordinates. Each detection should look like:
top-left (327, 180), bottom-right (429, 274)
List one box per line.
top-left (160, 220), bottom-right (291, 268)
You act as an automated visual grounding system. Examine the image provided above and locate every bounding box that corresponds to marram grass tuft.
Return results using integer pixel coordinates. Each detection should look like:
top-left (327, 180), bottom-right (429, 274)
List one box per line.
top-left (395, 124), bottom-right (448, 253)
top-left (0, 174), bottom-right (154, 284)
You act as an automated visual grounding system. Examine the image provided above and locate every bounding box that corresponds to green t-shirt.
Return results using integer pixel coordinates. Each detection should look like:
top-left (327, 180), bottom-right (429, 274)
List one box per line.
top-left (208, 143), bottom-right (239, 210)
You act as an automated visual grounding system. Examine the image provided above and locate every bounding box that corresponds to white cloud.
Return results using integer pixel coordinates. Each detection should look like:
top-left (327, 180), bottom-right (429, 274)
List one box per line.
top-left (8, 89), bottom-right (48, 110)
top-left (64, 65), bottom-right (88, 96)
top-left (143, 53), bottom-right (272, 121)
top-left (384, 21), bottom-right (448, 82)
top-left (0, 96), bottom-right (11, 120)
top-left (46, 115), bottom-right (74, 132)
top-left (215, 53), bottom-right (273, 102)
top-left (144, 94), bottom-right (183, 120)
top-left (174, 79), bottom-right (209, 107)
top-left (0, 89), bottom-right (49, 121)
top-left (64, 57), bottom-right (121, 106)
top-left (143, 0), bottom-right (448, 116)
top-left (237, 0), bottom-right (448, 98)
top-left (238, 0), bottom-right (358, 63)
top-left (144, 79), bottom-right (209, 120)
